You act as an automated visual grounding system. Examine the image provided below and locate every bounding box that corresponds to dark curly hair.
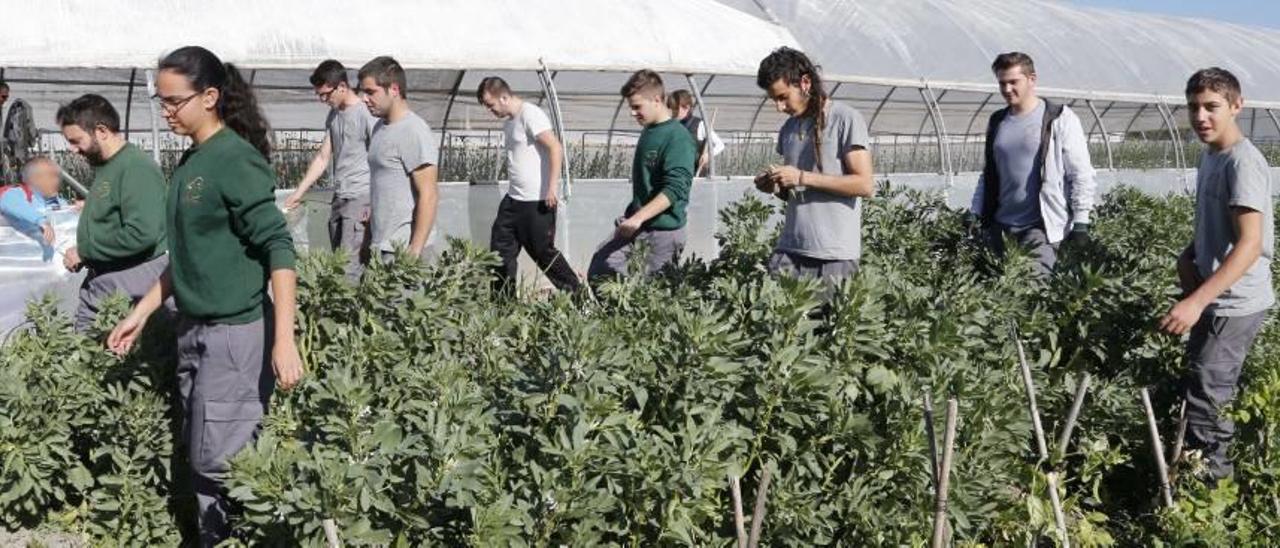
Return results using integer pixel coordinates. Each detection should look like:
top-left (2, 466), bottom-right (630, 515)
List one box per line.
top-left (757, 47), bottom-right (828, 171)
top-left (159, 46), bottom-right (272, 158)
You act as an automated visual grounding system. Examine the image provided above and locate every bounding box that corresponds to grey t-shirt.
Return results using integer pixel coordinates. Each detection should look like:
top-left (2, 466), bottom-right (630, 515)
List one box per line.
top-left (368, 111), bottom-right (440, 252)
top-left (505, 103), bottom-right (554, 202)
top-left (326, 104), bottom-right (376, 200)
top-left (775, 101), bottom-right (870, 261)
top-left (994, 99), bottom-right (1045, 228)
top-left (1194, 138), bottom-right (1275, 317)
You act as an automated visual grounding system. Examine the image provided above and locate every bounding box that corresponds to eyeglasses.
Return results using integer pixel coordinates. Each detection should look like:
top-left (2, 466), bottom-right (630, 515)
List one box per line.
top-left (151, 92), bottom-right (201, 115)
top-left (316, 87), bottom-right (336, 102)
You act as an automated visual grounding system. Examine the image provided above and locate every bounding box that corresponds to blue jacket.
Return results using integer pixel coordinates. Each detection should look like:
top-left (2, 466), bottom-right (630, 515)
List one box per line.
top-left (1, 184), bottom-right (70, 258)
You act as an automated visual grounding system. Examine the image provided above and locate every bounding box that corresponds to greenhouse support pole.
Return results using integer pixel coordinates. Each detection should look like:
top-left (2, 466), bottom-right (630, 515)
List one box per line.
top-left (1085, 99), bottom-right (1115, 171)
top-left (145, 69), bottom-right (161, 164)
top-left (1122, 103), bottom-right (1149, 142)
top-left (1155, 100), bottom-right (1188, 187)
top-left (606, 96), bottom-right (627, 151)
top-left (746, 96), bottom-right (770, 136)
top-left (867, 86), bottom-right (897, 134)
top-left (438, 70), bottom-right (466, 181)
top-left (1267, 109), bottom-right (1280, 142)
top-left (918, 84), bottom-right (953, 184)
top-left (961, 93), bottom-right (994, 137)
top-left (537, 61), bottom-right (573, 263)
top-left (124, 68), bottom-right (137, 137)
top-left (685, 74), bottom-right (717, 178)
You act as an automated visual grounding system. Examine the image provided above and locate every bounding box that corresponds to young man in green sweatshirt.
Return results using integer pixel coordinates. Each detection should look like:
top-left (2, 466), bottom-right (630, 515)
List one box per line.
top-left (58, 94), bottom-right (169, 333)
top-left (587, 70), bottom-right (695, 282)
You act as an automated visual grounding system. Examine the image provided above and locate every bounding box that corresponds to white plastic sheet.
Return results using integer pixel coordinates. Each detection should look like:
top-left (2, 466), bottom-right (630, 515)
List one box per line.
top-left (0, 209), bottom-right (83, 337)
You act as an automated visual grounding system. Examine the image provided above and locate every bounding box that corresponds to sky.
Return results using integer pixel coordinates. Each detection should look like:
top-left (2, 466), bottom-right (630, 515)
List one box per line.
top-left (1063, 0), bottom-right (1280, 30)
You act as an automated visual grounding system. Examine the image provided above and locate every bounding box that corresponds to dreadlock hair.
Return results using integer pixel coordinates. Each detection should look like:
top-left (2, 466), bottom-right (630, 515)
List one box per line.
top-left (757, 47), bottom-right (828, 171)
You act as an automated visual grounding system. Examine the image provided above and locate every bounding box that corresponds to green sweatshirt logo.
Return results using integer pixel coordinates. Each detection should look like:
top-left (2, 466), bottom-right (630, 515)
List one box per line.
top-left (94, 180), bottom-right (112, 200)
top-left (182, 177), bottom-right (205, 205)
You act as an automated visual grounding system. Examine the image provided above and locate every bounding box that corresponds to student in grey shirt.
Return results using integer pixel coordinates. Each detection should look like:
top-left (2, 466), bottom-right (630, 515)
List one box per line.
top-left (969, 52), bottom-right (1096, 278)
top-left (1160, 68), bottom-right (1274, 482)
top-left (285, 60), bottom-right (377, 280)
top-left (355, 56), bottom-right (440, 262)
top-left (753, 47), bottom-right (874, 294)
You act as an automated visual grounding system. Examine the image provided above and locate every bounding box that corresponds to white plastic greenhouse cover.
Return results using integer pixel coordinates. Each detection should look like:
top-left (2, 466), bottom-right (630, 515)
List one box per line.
top-left (0, 0), bottom-right (796, 75)
top-left (728, 0), bottom-right (1280, 107)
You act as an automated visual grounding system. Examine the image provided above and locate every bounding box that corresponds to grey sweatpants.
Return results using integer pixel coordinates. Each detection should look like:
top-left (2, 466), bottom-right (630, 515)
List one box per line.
top-left (75, 254), bottom-right (170, 333)
top-left (767, 250), bottom-right (859, 302)
top-left (985, 224), bottom-right (1059, 278)
top-left (1182, 309), bottom-right (1268, 481)
top-left (176, 314), bottom-right (275, 547)
top-left (328, 195), bottom-right (370, 282)
top-left (587, 224), bottom-right (686, 281)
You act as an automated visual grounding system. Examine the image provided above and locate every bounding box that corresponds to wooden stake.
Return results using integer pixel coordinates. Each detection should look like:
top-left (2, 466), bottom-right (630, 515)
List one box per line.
top-left (1055, 373), bottom-right (1092, 460)
top-left (931, 399), bottom-right (959, 548)
top-left (322, 518), bottom-right (341, 548)
top-left (924, 392), bottom-right (940, 489)
top-left (1169, 400), bottom-right (1188, 469)
top-left (729, 474), bottom-right (747, 548)
top-left (746, 466), bottom-right (773, 548)
top-left (1011, 323), bottom-right (1071, 547)
top-left (1141, 387), bottom-right (1175, 508)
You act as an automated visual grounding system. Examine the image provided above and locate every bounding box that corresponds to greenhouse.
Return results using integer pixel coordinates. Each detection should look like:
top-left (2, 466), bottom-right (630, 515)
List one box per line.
top-left (5, 1), bottom-right (1280, 545)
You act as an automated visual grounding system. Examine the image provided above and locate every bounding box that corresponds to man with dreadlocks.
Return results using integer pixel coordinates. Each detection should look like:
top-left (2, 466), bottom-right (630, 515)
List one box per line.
top-left (754, 47), bottom-right (874, 295)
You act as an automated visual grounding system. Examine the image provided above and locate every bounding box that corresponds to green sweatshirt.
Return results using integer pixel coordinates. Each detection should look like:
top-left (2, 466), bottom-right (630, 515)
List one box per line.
top-left (77, 143), bottom-right (167, 267)
top-left (167, 128), bottom-right (295, 324)
top-left (628, 118), bottom-right (695, 230)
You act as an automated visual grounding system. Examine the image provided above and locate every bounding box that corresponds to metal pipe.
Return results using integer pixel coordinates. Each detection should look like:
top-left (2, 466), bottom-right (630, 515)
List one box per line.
top-left (746, 96), bottom-right (770, 137)
top-left (867, 86), bottom-right (898, 134)
top-left (1267, 109), bottom-right (1280, 141)
top-left (605, 96), bottom-right (627, 151)
top-left (437, 70), bottom-right (466, 180)
top-left (919, 85), bottom-right (953, 180)
top-left (124, 68), bottom-right (136, 136)
top-left (1085, 100), bottom-right (1115, 171)
top-left (962, 93), bottom-right (995, 137)
top-left (145, 69), bottom-right (161, 165)
top-left (1122, 103), bottom-right (1149, 142)
top-left (686, 74), bottom-right (716, 177)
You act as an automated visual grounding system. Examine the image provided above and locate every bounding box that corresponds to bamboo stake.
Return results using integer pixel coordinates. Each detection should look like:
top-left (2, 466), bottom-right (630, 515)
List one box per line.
top-left (924, 392), bottom-right (940, 489)
top-left (1011, 323), bottom-right (1071, 547)
top-left (746, 466), bottom-right (773, 548)
top-left (729, 474), bottom-right (747, 548)
top-left (931, 399), bottom-right (959, 548)
top-left (322, 518), bottom-right (341, 548)
top-left (1141, 388), bottom-right (1175, 508)
top-left (1055, 373), bottom-right (1092, 459)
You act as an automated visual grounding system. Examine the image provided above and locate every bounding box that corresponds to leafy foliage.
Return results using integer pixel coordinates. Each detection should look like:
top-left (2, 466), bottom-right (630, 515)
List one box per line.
top-left (3, 183), bottom-right (1280, 546)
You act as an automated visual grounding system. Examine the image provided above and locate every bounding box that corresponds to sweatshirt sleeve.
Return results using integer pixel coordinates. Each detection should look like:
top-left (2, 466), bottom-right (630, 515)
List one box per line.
top-left (1060, 108), bottom-right (1097, 225)
top-left (222, 152), bottom-right (296, 271)
top-left (0, 188), bottom-right (45, 227)
top-left (99, 163), bottom-right (167, 259)
top-left (657, 132), bottom-right (695, 208)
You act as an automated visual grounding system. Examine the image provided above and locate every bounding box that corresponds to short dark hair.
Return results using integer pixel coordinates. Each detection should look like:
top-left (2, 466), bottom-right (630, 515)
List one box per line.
top-left (1186, 67), bottom-right (1242, 104)
top-left (666, 89), bottom-right (693, 112)
top-left (56, 93), bottom-right (121, 134)
top-left (309, 60), bottom-right (348, 88)
top-left (476, 76), bottom-right (512, 102)
top-left (0, 81), bottom-right (8, 91)
top-left (991, 52), bottom-right (1036, 76)
top-left (620, 70), bottom-right (664, 100)
top-left (358, 56), bottom-right (409, 99)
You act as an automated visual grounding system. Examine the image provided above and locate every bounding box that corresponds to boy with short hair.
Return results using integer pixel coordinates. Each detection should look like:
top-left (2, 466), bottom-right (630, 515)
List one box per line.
top-left (1160, 67), bottom-right (1275, 482)
top-left (587, 70), bottom-right (694, 282)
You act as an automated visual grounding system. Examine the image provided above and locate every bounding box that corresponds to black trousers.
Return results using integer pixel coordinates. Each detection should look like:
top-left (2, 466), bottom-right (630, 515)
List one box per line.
top-left (489, 195), bottom-right (581, 292)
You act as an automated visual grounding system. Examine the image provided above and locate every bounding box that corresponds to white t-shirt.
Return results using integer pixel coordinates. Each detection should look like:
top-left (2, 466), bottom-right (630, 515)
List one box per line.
top-left (504, 103), bottom-right (554, 201)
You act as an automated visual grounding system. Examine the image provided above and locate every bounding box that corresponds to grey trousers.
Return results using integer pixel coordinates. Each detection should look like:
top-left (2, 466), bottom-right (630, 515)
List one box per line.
top-left (1183, 309), bottom-right (1268, 481)
top-left (587, 224), bottom-right (686, 281)
top-left (176, 314), bottom-right (275, 547)
top-left (767, 250), bottom-right (859, 301)
top-left (985, 224), bottom-right (1059, 278)
top-left (75, 254), bottom-right (170, 333)
top-left (328, 195), bottom-right (370, 282)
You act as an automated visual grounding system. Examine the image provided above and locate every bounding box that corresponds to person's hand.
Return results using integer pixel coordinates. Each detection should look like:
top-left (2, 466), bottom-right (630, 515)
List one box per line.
top-left (272, 339), bottom-right (304, 390)
top-left (63, 246), bottom-right (82, 272)
top-left (768, 165), bottom-right (804, 189)
top-left (754, 172), bottom-right (778, 194)
top-left (107, 310), bottom-right (148, 355)
top-left (1066, 223), bottom-right (1092, 245)
top-left (41, 223), bottom-right (55, 245)
top-left (615, 216), bottom-right (642, 240)
top-left (283, 190), bottom-right (304, 212)
top-left (1159, 297), bottom-right (1207, 336)
top-left (544, 191), bottom-right (559, 210)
